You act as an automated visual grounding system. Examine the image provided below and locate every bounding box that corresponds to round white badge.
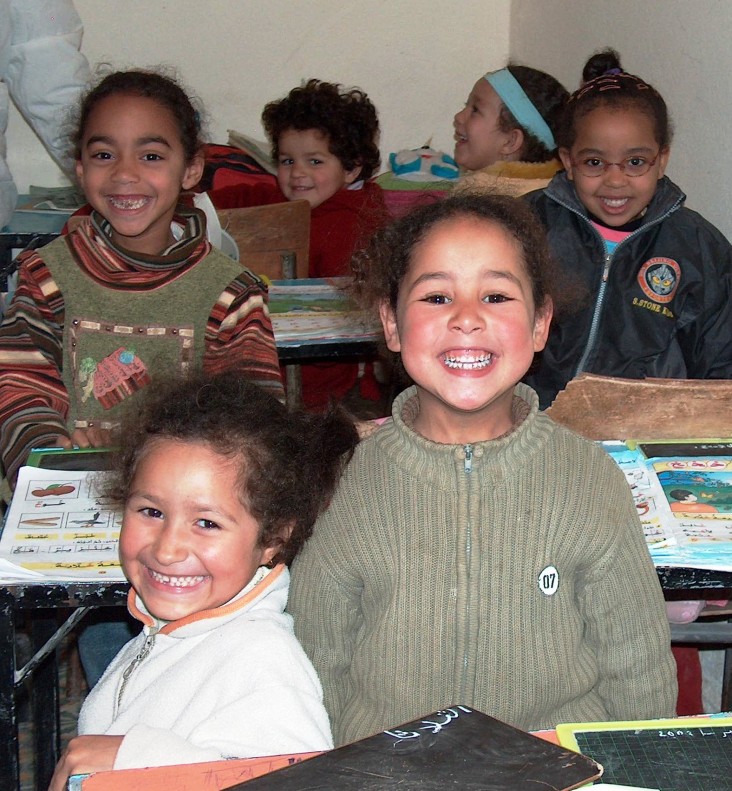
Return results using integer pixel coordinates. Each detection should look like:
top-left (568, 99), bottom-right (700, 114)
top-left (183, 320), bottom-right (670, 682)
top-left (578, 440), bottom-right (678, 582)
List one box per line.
top-left (538, 565), bottom-right (559, 596)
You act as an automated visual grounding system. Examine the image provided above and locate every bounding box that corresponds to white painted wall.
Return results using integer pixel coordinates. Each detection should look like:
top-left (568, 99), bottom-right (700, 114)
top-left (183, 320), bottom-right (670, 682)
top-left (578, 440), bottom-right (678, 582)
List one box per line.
top-left (5, 0), bottom-right (507, 195)
top-left (510, 0), bottom-right (732, 239)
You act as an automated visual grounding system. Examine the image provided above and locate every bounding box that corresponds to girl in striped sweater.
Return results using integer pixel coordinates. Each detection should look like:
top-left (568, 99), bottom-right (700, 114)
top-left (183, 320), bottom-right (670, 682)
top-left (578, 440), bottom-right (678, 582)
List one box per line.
top-left (0, 68), bottom-right (283, 497)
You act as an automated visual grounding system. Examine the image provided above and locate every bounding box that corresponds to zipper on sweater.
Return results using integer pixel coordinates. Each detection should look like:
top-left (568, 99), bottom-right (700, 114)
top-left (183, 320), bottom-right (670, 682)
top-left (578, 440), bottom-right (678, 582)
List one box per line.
top-left (462, 444), bottom-right (473, 688)
top-left (463, 444), bottom-right (473, 568)
top-left (463, 444), bottom-right (473, 474)
top-left (116, 628), bottom-right (159, 712)
top-left (547, 190), bottom-right (683, 380)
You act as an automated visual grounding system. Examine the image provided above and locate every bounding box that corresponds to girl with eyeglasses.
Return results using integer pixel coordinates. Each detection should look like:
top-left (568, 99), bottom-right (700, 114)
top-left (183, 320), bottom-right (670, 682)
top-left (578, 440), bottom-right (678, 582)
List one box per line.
top-left (524, 48), bottom-right (732, 410)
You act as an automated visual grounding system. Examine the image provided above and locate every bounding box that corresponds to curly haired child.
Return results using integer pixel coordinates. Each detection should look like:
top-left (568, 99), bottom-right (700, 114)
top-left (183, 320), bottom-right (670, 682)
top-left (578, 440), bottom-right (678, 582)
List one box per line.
top-left (210, 79), bottom-right (388, 411)
top-left (0, 67), bottom-right (283, 493)
top-left (288, 192), bottom-right (676, 745)
top-left (49, 371), bottom-right (358, 789)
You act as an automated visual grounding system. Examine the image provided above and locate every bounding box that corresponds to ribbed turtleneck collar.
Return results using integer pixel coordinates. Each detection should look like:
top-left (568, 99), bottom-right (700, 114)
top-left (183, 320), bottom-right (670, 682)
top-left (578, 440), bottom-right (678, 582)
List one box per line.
top-left (369, 383), bottom-right (557, 489)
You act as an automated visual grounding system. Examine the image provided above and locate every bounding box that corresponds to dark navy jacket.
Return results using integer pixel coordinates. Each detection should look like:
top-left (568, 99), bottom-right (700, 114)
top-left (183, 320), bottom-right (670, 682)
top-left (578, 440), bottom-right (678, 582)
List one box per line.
top-left (524, 173), bottom-right (732, 409)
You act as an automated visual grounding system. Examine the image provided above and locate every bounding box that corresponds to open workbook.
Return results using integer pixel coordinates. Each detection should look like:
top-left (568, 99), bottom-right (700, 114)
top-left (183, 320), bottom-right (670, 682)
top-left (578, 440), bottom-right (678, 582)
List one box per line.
top-left (0, 453), bottom-right (124, 582)
top-left (603, 440), bottom-right (732, 570)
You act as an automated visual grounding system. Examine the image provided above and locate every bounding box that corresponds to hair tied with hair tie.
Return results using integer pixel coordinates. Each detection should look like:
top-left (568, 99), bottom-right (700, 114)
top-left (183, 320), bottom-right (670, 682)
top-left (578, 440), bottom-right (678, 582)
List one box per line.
top-left (604, 68), bottom-right (623, 76)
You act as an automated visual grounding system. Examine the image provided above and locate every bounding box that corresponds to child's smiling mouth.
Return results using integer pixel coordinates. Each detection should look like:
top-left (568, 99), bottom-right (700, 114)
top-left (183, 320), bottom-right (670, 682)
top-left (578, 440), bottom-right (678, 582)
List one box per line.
top-left (107, 195), bottom-right (150, 210)
top-left (148, 568), bottom-right (207, 588)
top-left (441, 350), bottom-right (493, 370)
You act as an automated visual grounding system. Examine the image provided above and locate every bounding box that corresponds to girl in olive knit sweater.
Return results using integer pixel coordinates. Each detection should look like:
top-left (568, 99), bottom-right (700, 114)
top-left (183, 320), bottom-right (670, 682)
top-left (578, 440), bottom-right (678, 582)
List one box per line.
top-left (288, 193), bottom-right (676, 745)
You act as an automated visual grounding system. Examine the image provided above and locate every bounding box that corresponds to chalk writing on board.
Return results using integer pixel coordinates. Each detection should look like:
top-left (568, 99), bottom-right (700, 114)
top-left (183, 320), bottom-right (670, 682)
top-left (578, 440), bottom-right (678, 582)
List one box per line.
top-left (384, 705), bottom-right (473, 741)
top-left (659, 727), bottom-right (732, 738)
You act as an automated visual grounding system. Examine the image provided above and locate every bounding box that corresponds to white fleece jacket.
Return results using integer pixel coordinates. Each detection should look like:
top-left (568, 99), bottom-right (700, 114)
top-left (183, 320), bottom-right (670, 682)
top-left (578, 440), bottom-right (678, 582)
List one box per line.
top-left (78, 564), bottom-right (332, 769)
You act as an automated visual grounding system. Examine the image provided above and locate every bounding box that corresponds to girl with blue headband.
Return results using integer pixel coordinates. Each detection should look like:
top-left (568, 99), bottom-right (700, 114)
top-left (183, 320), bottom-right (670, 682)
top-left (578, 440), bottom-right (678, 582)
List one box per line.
top-left (453, 64), bottom-right (568, 196)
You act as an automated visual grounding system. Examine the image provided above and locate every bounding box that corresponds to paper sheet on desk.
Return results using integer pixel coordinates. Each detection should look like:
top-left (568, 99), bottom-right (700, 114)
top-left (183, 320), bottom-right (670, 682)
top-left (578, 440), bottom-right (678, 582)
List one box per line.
top-left (0, 467), bottom-right (125, 581)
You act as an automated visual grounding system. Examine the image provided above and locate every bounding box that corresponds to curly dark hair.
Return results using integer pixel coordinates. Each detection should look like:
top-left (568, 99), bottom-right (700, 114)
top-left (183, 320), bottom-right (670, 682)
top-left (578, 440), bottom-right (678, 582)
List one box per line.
top-left (262, 78), bottom-right (381, 180)
top-left (352, 191), bottom-right (566, 318)
top-left (558, 48), bottom-right (673, 150)
top-left (104, 372), bottom-right (358, 567)
top-left (497, 64), bottom-right (569, 162)
top-left (72, 67), bottom-right (205, 163)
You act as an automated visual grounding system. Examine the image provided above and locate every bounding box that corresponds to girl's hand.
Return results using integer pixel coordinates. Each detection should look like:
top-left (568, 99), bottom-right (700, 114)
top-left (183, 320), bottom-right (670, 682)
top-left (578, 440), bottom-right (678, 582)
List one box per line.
top-left (48, 734), bottom-right (123, 791)
top-left (52, 426), bottom-right (113, 449)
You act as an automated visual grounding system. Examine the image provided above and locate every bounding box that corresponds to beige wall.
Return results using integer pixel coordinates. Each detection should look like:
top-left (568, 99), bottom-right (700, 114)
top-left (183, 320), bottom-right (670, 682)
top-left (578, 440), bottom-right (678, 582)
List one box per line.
top-left (510, 0), bottom-right (732, 239)
top-left (11, 1), bottom-right (731, 242)
top-left (5, 0), bottom-right (507, 193)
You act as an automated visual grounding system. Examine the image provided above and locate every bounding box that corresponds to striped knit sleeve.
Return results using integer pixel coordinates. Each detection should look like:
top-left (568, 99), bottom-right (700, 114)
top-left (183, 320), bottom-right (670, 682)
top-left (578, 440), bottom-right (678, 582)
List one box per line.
top-left (203, 270), bottom-right (285, 402)
top-left (0, 252), bottom-right (70, 488)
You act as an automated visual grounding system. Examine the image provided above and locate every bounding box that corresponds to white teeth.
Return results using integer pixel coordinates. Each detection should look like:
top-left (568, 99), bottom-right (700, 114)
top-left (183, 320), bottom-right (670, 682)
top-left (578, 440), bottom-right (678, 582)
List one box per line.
top-left (602, 198), bottom-right (628, 208)
top-left (443, 352), bottom-right (493, 370)
top-left (109, 196), bottom-right (148, 210)
top-left (149, 569), bottom-right (205, 587)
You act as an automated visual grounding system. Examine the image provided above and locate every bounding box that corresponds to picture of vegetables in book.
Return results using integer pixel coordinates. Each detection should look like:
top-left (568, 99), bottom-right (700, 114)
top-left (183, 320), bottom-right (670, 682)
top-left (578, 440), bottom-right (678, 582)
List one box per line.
top-left (654, 458), bottom-right (732, 519)
top-left (27, 480), bottom-right (79, 500)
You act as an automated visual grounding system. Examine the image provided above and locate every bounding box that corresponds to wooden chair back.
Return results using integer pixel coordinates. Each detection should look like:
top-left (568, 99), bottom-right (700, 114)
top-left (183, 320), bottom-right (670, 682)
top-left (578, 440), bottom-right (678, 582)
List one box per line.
top-left (216, 200), bottom-right (310, 280)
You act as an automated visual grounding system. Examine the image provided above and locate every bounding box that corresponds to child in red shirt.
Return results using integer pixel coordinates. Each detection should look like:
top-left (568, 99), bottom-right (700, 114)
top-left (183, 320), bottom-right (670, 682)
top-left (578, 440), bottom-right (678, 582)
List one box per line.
top-left (210, 80), bottom-right (387, 410)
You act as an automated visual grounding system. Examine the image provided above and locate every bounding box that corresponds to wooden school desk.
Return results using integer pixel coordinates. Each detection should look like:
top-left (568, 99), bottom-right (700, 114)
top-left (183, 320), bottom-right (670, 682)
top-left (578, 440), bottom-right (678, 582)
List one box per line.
top-left (268, 278), bottom-right (382, 406)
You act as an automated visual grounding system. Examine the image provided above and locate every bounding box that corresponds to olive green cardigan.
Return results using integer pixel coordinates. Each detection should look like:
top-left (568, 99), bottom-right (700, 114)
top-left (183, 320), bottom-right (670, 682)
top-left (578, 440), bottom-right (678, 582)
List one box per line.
top-left (289, 384), bottom-right (676, 745)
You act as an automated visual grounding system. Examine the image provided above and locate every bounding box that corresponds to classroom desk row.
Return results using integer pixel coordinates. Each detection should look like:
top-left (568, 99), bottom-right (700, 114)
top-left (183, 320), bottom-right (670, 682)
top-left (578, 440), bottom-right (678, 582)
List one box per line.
top-left (2, 566), bottom-right (731, 791)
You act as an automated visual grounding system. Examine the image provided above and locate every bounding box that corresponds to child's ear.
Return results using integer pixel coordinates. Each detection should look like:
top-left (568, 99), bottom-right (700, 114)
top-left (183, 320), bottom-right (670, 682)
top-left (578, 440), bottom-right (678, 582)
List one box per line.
top-left (260, 521), bottom-right (294, 568)
top-left (182, 152), bottom-right (205, 190)
top-left (344, 163), bottom-right (363, 185)
top-left (500, 127), bottom-right (525, 159)
top-left (532, 297), bottom-right (553, 353)
top-left (558, 148), bottom-right (573, 179)
top-left (261, 544), bottom-right (279, 568)
top-left (379, 300), bottom-right (401, 352)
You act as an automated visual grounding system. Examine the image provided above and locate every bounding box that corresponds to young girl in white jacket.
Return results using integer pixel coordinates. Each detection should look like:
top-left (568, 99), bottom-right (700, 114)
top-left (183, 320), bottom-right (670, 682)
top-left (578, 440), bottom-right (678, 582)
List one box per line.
top-left (49, 372), bottom-right (357, 790)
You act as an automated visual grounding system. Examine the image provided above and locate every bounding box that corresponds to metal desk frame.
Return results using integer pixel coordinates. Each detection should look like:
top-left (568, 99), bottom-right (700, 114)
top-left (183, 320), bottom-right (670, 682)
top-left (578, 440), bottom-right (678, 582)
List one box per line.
top-left (1, 581), bottom-right (128, 791)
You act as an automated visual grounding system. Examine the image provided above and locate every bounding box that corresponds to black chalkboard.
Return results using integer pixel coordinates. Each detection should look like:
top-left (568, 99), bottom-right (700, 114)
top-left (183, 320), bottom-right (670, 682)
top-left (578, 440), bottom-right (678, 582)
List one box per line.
top-left (563, 720), bottom-right (732, 791)
top-left (223, 705), bottom-right (601, 791)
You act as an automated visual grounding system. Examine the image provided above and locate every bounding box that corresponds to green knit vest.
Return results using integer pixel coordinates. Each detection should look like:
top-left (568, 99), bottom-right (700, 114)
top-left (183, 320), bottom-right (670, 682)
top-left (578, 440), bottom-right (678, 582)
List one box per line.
top-left (42, 238), bottom-right (244, 429)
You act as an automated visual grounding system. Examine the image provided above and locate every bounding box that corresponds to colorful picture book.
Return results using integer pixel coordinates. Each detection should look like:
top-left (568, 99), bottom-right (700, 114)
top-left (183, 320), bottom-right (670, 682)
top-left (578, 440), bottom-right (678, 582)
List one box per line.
top-left (268, 278), bottom-right (381, 346)
top-left (602, 440), bottom-right (732, 570)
